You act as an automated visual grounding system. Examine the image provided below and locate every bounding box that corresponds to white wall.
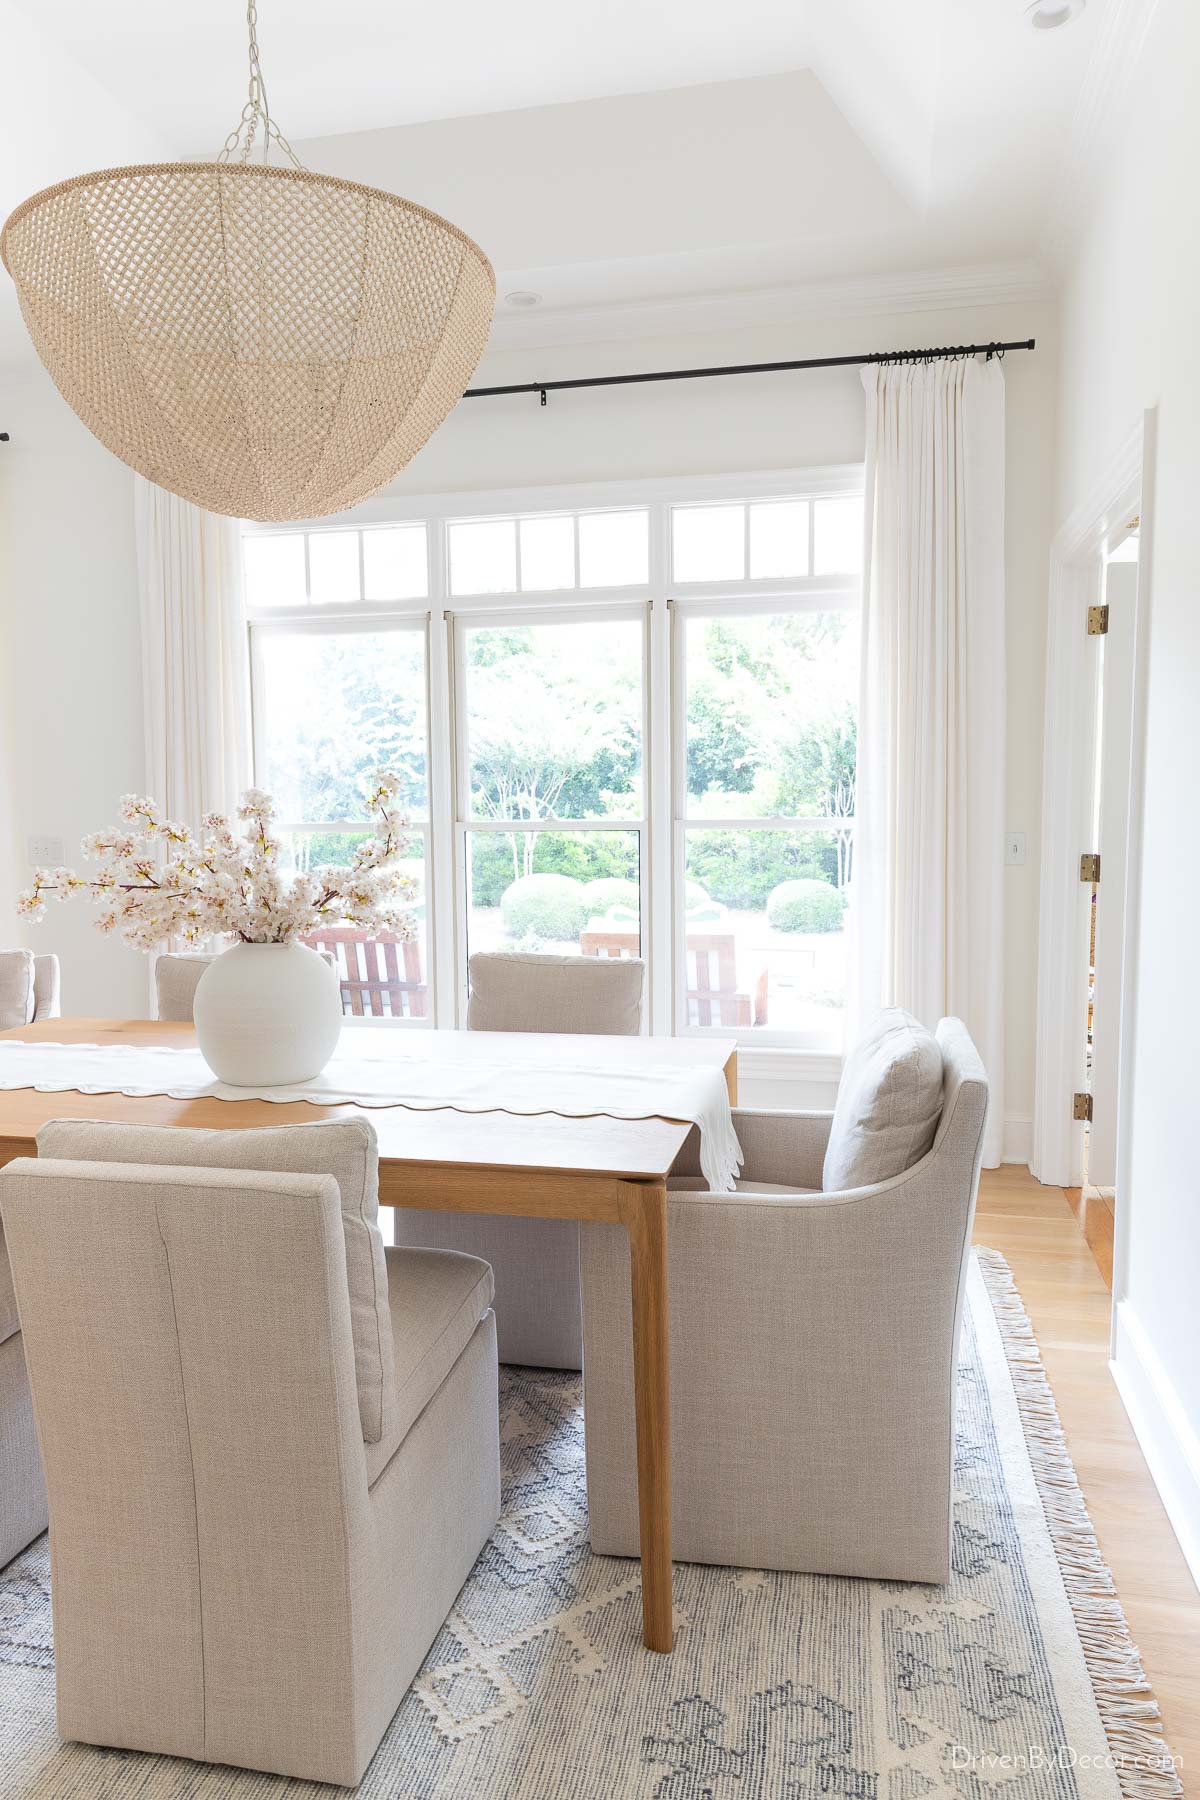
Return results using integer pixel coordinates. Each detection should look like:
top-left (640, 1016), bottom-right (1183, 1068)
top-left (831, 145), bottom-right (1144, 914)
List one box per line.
top-left (0, 0), bottom-right (173, 374)
top-left (391, 296), bottom-right (1057, 1148)
top-left (1050, 0), bottom-right (1200, 1581)
top-left (0, 369), bottom-right (147, 1014)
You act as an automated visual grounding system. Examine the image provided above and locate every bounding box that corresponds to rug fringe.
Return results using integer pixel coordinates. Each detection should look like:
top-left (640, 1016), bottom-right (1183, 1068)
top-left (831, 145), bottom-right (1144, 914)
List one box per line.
top-left (976, 1248), bottom-right (1183, 1800)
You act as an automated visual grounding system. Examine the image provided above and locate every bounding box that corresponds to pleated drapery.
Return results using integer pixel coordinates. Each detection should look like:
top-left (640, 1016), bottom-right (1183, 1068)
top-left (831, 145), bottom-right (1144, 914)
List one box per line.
top-left (850, 357), bottom-right (1006, 1166)
top-left (135, 475), bottom-right (251, 829)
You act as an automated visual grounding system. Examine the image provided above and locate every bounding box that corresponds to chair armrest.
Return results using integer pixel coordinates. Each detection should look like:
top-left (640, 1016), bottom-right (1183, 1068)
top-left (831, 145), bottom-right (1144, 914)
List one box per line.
top-left (733, 1108), bottom-right (832, 1190)
top-left (668, 1109), bottom-right (833, 1189)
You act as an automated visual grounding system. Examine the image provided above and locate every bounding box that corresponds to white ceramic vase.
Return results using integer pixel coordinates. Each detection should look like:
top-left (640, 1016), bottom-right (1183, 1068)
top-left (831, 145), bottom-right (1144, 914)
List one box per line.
top-left (193, 942), bottom-right (343, 1086)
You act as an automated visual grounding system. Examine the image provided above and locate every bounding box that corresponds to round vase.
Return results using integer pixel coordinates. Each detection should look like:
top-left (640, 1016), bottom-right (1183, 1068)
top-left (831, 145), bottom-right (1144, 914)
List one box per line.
top-left (193, 942), bottom-right (343, 1086)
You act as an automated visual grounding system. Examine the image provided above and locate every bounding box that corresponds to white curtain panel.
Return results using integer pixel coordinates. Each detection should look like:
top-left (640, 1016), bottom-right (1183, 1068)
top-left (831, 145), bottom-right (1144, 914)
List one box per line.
top-left (134, 476), bottom-right (252, 825)
top-left (850, 357), bottom-right (1006, 1167)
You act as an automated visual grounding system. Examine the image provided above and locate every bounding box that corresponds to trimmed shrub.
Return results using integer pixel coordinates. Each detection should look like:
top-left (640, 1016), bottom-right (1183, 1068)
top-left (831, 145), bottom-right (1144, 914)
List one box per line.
top-left (766, 878), bottom-right (847, 933)
top-left (689, 831), bottom-right (833, 909)
top-left (583, 877), bottom-right (640, 915)
top-left (501, 873), bottom-right (589, 942)
top-left (684, 880), bottom-right (711, 913)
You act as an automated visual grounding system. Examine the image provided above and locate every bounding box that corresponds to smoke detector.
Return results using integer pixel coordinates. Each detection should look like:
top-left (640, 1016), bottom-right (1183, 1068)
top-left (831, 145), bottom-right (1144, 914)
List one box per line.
top-left (1025, 0), bottom-right (1085, 27)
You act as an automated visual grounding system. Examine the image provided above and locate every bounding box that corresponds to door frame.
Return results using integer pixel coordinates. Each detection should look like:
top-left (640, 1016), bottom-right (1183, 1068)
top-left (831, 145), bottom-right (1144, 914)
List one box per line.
top-left (1032, 410), bottom-right (1155, 1242)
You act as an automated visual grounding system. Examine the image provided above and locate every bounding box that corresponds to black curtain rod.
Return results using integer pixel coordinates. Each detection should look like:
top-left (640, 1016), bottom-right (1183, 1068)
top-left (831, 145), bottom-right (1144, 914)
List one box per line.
top-left (465, 338), bottom-right (1035, 403)
top-left (1, 340), bottom-right (1035, 442)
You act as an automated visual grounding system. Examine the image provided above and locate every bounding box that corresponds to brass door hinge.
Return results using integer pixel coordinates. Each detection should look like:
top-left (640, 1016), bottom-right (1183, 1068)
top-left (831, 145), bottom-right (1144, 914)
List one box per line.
top-left (1087, 605), bottom-right (1109, 635)
top-left (1080, 852), bottom-right (1101, 883)
top-left (1073, 1092), bottom-right (1093, 1123)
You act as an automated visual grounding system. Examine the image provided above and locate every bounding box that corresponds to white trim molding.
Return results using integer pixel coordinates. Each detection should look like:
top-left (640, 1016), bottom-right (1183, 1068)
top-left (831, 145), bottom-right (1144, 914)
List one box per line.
top-left (484, 262), bottom-right (1052, 353)
top-left (736, 1047), bottom-right (843, 1112)
top-left (1032, 418), bottom-right (1147, 1187)
top-left (1111, 1302), bottom-right (1200, 1593)
top-left (1001, 1114), bottom-right (1032, 1167)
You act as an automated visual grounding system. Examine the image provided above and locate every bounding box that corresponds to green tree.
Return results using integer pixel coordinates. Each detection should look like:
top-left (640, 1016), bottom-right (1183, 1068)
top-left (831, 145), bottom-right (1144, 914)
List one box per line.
top-left (776, 707), bottom-right (857, 887)
top-left (685, 678), bottom-right (758, 797)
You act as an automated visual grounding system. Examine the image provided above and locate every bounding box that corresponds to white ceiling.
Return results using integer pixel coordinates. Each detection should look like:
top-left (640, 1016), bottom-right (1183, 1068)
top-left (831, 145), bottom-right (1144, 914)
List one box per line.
top-left (0, 0), bottom-right (1117, 370)
top-left (5, 0), bottom-right (815, 146)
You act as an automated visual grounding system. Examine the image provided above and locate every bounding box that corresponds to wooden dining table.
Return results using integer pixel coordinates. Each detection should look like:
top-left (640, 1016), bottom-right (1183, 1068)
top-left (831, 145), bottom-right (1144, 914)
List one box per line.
top-left (0, 1018), bottom-right (738, 1653)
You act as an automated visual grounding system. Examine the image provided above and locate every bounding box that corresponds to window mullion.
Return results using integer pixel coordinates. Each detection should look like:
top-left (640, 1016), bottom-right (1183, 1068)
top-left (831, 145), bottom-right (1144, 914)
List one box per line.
top-left (647, 570), bottom-right (672, 1037)
top-left (427, 531), bottom-right (459, 1029)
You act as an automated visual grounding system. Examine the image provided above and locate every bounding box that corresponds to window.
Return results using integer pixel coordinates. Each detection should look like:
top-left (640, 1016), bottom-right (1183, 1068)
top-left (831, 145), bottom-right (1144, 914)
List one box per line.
top-left (244, 475), bottom-right (861, 1049)
top-left (250, 620), bottom-right (431, 1017)
top-left (244, 522), bottom-right (428, 609)
top-left (459, 614), bottom-right (645, 960)
top-left (447, 509), bottom-right (648, 597)
top-left (679, 609), bottom-right (857, 1040)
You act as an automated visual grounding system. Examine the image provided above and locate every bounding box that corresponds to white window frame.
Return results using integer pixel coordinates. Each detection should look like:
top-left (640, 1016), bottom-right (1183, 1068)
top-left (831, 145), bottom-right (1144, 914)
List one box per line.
top-left (451, 599), bottom-right (651, 1028)
top-left (243, 464), bottom-right (862, 1061)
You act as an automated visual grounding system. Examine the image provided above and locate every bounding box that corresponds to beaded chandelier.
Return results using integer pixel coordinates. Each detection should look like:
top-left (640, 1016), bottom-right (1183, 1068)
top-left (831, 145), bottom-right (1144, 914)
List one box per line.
top-left (0, 4), bottom-right (494, 522)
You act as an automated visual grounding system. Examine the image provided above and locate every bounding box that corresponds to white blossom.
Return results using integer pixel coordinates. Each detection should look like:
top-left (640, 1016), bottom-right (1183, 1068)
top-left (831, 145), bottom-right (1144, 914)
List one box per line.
top-left (14, 773), bottom-right (416, 954)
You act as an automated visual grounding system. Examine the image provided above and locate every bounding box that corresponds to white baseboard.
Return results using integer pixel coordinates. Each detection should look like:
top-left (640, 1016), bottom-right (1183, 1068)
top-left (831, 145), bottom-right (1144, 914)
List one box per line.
top-left (1001, 1113), bottom-right (1032, 1166)
top-left (1111, 1301), bottom-right (1200, 1594)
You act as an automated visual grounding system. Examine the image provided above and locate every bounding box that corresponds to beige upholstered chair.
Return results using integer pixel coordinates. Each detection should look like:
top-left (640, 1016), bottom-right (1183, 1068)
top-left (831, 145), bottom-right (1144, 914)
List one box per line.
top-left (155, 948), bottom-right (337, 1022)
top-left (1, 1118), bottom-right (500, 1786)
top-left (394, 951), bottom-right (646, 1369)
top-left (580, 1016), bottom-right (989, 1584)
top-left (1, 1222), bottom-right (47, 1568)
top-left (465, 949), bottom-right (645, 1035)
top-left (154, 951), bottom-right (211, 1021)
top-left (0, 949), bottom-right (55, 1563)
top-left (0, 949), bottom-right (61, 1028)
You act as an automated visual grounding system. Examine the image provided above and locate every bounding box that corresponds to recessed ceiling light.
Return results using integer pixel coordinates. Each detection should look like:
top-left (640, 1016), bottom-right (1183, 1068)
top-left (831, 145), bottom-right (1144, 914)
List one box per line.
top-left (1025, 0), bottom-right (1085, 28)
top-left (504, 290), bottom-right (542, 309)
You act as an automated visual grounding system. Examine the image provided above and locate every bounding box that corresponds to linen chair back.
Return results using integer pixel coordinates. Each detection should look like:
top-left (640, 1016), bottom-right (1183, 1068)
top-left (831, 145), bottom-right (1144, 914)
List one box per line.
top-left (0, 1155), bottom-right (371, 1777)
top-left (36, 1116), bottom-right (393, 1443)
top-left (0, 950), bottom-right (58, 1026)
top-left (154, 952), bottom-right (212, 1020)
top-left (466, 949), bottom-right (644, 1035)
top-left (0, 949), bottom-right (37, 1029)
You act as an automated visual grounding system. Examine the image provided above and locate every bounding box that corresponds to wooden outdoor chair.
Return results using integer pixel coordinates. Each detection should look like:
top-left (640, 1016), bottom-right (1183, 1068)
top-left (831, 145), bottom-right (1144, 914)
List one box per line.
top-left (302, 927), bottom-right (429, 1018)
top-left (581, 927), bottom-right (768, 1027)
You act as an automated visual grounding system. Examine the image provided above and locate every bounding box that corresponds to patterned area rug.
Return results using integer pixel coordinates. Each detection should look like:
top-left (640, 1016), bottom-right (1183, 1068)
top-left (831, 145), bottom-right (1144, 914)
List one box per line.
top-left (0, 1251), bottom-right (1182, 1799)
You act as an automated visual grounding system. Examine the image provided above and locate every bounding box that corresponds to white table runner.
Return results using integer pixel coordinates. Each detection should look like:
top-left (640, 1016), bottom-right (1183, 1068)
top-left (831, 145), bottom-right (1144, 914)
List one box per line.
top-left (0, 1037), bottom-right (742, 1192)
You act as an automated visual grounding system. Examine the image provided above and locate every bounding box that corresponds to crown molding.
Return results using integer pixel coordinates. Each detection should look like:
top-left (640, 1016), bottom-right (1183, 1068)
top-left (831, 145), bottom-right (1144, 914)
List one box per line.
top-left (483, 261), bottom-right (1052, 353)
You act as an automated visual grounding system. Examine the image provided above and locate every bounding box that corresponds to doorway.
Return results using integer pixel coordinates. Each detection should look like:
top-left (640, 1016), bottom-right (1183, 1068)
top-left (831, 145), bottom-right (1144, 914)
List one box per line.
top-left (1032, 409), bottom-right (1154, 1286)
top-left (1073, 525), bottom-right (1139, 1269)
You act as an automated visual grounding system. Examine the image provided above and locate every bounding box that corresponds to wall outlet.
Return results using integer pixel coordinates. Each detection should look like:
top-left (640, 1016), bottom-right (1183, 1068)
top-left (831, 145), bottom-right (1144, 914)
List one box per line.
top-left (27, 834), bottom-right (66, 868)
top-left (1005, 831), bottom-right (1027, 866)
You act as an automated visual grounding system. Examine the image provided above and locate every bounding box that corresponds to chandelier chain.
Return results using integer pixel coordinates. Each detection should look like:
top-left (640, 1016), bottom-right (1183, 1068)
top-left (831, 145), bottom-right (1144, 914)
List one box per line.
top-left (216, 0), bottom-right (304, 170)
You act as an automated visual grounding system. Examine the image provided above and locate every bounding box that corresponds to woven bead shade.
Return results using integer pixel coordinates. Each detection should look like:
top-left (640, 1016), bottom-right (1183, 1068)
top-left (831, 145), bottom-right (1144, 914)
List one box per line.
top-left (0, 162), bottom-right (495, 521)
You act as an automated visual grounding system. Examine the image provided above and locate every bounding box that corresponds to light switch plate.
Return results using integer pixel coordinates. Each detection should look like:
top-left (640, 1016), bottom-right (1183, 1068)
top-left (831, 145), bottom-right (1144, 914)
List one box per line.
top-left (1005, 831), bottom-right (1027, 866)
top-left (27, 834), bottom-right (66, 867)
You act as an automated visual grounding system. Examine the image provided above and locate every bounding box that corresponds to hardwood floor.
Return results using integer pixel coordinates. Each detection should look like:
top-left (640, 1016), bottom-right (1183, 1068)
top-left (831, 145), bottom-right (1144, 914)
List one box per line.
top-left (1062, 1183), bottom-right (1117, 1287)
top-left (975, 1165), bottom-right (1199, 1788)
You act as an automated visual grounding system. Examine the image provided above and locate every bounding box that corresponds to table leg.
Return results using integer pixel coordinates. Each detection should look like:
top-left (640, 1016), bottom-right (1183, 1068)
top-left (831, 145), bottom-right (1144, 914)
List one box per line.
top-left (624, 1177), bottom-right (673, 1652)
